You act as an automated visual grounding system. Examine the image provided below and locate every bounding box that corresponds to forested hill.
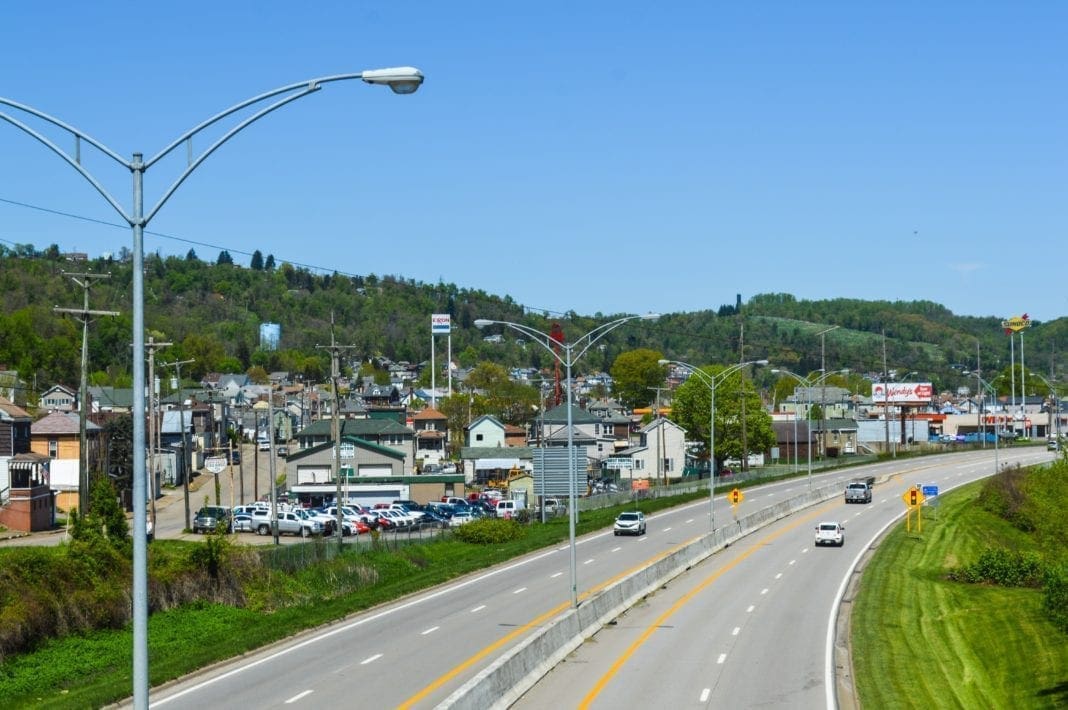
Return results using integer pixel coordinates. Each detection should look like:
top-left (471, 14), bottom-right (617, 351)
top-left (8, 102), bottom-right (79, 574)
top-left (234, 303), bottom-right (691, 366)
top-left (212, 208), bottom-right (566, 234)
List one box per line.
top-left (0, 246), bottom-right (1063, 397)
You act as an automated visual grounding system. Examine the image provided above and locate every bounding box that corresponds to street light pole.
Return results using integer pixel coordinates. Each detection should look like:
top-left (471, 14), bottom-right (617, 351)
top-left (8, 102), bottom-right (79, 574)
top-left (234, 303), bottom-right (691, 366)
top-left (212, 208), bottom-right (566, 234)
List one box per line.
top-left (476, 314), bottom-right (659, 608)
top-left (0, 67), bottom-right (423, 709)
top-left (772, 368), bottom-right (845, 489)
top-left (659, 359), bottom-right (767, 533)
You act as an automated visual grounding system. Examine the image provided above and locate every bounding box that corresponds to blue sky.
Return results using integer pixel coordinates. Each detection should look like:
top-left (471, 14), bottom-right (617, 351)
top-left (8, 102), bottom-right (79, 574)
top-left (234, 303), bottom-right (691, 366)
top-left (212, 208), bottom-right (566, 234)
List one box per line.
top-left (1, 2), bottom-right (1064, 323)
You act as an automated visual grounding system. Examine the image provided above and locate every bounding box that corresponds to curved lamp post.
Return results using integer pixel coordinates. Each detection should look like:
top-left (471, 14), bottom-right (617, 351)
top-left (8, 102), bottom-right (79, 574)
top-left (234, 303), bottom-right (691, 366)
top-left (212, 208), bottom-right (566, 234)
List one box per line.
top-left (659, 359), bottom-right (767, 533)
top-left (475, 314), bottom-right (659, 608)
top-left (1, 66), bottom-right (423, 708)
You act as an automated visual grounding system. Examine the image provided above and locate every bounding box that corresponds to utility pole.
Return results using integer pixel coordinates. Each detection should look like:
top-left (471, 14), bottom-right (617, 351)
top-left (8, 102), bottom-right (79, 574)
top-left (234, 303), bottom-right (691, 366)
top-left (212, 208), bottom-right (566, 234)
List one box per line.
top-left (647, 386), bottom-right (667, 485)
top-left (317, 317), bottom-right (358, 551)
top-left (54, 272), bottom-right (119, 516)
top-left (145, 338), bottom-right (172, 536)
top-left (162, 358), bottom-right (195, 531)
top-left (739, 322), bottom-right (748, 472)
top-left (882, 331), bottom-right (891, 457)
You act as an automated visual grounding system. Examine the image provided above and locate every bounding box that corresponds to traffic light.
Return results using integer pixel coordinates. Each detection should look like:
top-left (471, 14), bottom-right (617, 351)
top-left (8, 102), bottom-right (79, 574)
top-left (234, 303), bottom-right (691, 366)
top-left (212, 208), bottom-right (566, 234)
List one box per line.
top-left (909, 488), bottom-right (918, 507)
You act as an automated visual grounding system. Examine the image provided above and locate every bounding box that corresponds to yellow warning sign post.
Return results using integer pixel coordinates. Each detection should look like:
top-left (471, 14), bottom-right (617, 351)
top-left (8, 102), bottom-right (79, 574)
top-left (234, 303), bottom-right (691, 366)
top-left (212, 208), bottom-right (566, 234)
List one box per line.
top-left (902, 486), bottom-right (925, 532)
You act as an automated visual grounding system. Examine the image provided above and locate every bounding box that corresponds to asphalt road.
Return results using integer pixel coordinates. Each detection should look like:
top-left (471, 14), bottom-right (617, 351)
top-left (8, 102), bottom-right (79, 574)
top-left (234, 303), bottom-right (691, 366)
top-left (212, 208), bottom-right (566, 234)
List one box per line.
top-left (512, 447), bottom-right (1055, 709)
top-left (140, 447), bottom-right (1054, 709)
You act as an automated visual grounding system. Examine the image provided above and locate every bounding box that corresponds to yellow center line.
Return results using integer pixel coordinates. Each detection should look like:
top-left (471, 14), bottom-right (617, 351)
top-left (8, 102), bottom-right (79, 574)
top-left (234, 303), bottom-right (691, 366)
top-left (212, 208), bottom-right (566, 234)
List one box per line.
top-left (578, 504), bottom-right (836, 708)
top-left (399, 531), bottom-right (708, 708)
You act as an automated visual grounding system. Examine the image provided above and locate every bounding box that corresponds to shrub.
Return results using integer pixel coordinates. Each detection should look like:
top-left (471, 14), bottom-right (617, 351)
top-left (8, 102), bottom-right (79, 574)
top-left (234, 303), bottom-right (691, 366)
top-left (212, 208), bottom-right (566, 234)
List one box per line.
top-left (948, 548), bottom-right (1044, 587)
top-left (453, 518), bottom-right (525, 544)
top-left (1043, 564), bottom-right (1068, 634)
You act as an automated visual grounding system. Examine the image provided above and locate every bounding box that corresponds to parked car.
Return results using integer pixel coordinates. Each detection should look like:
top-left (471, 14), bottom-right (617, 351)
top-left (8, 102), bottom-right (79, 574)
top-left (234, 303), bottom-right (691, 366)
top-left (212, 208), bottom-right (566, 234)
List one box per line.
top-left (276, 445), bottom-right (289, 457)
top-left (613, 511), bottom-right (646, 536)
top-left (228, 449), bottom-right (242, 465)
top-left (448, 510), bottom-right (475, 527)
top-left (192, 506), bottom-right (233, 534)
top-left (232, 513), bottom-right (254, 532)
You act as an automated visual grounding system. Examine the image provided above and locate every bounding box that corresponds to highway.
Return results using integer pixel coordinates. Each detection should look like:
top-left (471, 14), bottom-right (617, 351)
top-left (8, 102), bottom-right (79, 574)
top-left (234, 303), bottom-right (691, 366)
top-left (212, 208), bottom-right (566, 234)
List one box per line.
top-left (513, 447), bottom-right (1054, 709)
top-left (141, 448), bottom-right (1053, 709)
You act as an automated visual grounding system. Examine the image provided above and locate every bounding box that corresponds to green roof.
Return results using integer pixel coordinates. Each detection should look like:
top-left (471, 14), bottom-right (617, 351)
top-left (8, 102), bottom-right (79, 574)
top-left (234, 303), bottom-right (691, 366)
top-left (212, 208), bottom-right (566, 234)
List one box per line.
top-left (289, 436), bottom-right (405, 461)
top-left (297, 418), bottom-right (413, 437)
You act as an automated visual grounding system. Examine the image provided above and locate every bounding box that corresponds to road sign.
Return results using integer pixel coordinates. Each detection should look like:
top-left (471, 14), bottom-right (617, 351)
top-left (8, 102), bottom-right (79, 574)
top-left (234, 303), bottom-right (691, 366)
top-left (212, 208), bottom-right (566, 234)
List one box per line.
top-left (922, 485), bottom-right (939, 497)
top-left (902, 486), bottom-right (925, 508)
top-left (729, 488), bottom-right (744, 505)
top-left (205, 456), bottom-right (227, 474)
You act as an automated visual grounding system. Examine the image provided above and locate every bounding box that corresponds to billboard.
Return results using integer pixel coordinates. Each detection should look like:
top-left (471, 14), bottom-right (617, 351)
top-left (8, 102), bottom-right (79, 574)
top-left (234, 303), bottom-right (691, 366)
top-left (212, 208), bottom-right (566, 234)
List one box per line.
top-left (1001, 313), bottom-right (1031, 334)
top-left (872, 382), bottom-right (933, 405)
top-left (431, 313), bottom-right (451, 334)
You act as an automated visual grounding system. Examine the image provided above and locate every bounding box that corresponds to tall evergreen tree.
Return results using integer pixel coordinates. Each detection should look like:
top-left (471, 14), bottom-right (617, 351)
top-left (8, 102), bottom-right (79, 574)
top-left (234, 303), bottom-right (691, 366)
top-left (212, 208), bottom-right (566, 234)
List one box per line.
top-left (250, 250), bottom-right (264, 270)
top-left (216, 250), bottom-right (234, 265)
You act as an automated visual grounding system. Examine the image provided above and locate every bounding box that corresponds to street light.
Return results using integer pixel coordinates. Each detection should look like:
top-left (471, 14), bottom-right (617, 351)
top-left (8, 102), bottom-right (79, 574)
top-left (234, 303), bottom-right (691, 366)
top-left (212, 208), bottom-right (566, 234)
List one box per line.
top-left (0, 66), bottom-right (423, 709)
top-left (475, 314), bottom-right (659, 608)
top-left (976, 375), bottom-right (1001, 473)
top-left (771, 368), bottom-right (846, 488)
top-left (659, 359), bottom-right (767, 534)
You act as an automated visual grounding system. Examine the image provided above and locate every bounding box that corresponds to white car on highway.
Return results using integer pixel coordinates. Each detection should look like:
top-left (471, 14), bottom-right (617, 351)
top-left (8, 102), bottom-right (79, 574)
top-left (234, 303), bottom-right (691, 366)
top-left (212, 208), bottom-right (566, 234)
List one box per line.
top-left (814, 521), bottom-right (845, 547)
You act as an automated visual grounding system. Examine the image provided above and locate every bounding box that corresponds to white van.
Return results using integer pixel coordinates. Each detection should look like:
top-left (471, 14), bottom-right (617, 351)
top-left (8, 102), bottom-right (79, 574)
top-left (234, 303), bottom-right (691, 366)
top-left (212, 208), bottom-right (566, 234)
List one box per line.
top-left (495, 499), bottom-right (524, 519)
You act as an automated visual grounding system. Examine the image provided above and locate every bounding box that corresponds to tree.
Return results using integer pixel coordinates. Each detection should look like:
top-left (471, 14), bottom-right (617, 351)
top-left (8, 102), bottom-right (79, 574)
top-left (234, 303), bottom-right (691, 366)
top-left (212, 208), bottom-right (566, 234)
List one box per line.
top-left (667, 365), bottom-right (775, 472)
top-left (216, 250), bottom-right (234, 265)
top-left (264, 254), bottom-right (276, 270)
top-left (250, 250), bottom-right (264, 271)
top-left (185, 249), bottom-right (198, 261)
top-left (610, 349), bottom-right (666, 409)
top-left (466, 362), bottom-right (539, 424)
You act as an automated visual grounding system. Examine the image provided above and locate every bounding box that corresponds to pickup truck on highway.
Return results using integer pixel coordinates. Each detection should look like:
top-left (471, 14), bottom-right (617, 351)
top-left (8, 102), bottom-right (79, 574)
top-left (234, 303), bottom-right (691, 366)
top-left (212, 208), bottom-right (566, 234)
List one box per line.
top-left (844, 476), bottom-right (875, 504)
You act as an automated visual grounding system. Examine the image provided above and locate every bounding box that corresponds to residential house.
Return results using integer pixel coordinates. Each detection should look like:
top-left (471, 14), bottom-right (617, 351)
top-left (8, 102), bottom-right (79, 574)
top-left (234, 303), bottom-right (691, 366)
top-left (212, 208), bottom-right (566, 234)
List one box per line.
top-left (29, 411), bottom-right (103, 510)
top-left (411, 407), bottom-right (448, 466)
top-left (0, 452), bottom-right (54, 532)
top-left (0, 397), bottom-right (33, 501)
top-left (39, 384), bottom-right (77, 412)
top-left (466, 414), bottom-right (506, 448)
top-left (610, 417), bottom-right (688, 483)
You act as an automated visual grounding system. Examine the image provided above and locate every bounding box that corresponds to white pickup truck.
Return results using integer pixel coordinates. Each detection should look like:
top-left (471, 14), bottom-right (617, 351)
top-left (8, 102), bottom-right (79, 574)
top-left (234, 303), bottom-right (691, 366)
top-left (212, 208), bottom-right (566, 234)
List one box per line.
top-left (248, 508), bottom-right (322, 537)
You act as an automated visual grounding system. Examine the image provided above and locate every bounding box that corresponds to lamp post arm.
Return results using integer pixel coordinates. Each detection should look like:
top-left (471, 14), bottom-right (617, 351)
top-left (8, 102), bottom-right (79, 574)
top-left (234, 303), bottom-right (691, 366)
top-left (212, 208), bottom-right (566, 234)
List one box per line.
top-left (0, 103), bottom-right (133, 222)
top-left (484, 321), bottom-right (569, 367)
top-left (145, 86), bottom-right (321, 223)
top-left (569, 315), bottom-right (648, 362)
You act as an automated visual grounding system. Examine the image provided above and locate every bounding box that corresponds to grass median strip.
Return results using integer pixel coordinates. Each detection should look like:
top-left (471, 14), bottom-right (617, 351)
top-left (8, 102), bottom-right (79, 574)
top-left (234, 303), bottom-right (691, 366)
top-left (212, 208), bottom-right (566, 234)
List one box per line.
top-left (850, 476), bottom-right (1068, 708)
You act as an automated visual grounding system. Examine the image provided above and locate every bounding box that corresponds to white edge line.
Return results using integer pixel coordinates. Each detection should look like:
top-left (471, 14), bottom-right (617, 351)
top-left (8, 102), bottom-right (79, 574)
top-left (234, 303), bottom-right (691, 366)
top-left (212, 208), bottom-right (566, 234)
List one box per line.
top-left (285, 689), bottom-right (313, 704)
top-left (824, 471), bottom-right (986, 710)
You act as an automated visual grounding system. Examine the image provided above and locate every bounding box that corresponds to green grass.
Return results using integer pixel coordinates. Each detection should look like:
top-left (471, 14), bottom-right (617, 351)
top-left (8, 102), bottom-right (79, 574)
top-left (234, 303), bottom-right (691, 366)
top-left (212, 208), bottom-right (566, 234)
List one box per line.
top-left (851, 480), bottom-right (1068, 709)
top-left (0, 492), bottom-right (708, 708)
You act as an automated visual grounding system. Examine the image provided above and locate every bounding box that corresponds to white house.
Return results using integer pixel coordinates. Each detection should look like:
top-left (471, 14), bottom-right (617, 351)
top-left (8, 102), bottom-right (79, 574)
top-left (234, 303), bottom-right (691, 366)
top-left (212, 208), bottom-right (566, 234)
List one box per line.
top-left (611, 417), bottom-right (688, 483)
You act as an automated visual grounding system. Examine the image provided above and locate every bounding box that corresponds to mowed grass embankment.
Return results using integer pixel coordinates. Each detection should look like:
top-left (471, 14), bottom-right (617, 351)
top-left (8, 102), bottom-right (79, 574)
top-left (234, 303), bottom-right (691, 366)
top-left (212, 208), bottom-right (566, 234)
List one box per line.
top-left (851, 479), bottom-right (1068, 708)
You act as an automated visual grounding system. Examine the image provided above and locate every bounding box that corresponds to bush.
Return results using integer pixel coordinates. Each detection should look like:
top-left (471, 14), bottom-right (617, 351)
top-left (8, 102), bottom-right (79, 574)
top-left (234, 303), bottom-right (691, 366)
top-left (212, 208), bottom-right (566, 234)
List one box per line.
top-left (1043, 564), bottom-right (1068, 634)
top-left (453, 518), bottom-right (525, 544)
top-left (948, 548), bottom-right (1044, 587)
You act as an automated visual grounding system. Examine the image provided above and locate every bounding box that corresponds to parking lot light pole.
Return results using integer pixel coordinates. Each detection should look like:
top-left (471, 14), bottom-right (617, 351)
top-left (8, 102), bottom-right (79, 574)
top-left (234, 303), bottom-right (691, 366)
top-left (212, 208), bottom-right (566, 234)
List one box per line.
top-left (476, 314), bottom-right (659, 608)
top-left (0, 66), bottom-right (423, 709)
top-left (660, 359), bottom-right (766, 534)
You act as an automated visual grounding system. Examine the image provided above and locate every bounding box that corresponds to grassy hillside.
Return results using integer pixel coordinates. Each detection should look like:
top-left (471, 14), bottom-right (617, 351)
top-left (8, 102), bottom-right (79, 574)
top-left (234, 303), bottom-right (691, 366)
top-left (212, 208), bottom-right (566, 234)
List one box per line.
top-left (851, 461), bottom-right (1068, 708)
top-left (0, 246), bottom-right (1064, 401)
